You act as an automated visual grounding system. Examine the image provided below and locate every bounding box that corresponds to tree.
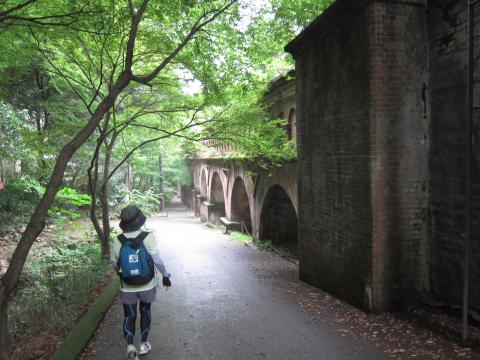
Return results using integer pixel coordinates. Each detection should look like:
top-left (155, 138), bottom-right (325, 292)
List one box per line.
top-left (0, 0), bottom-right (88, 28)
top-left (87, 90), bottom-right (224, 257)
top-left (0, 0), bottom-right (335, 355)
top-left (0, 0), bottom-right (238, 356)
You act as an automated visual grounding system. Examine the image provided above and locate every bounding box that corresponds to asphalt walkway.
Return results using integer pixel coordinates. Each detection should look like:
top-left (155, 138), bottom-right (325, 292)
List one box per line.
top-left (83, 201), bottom-right (388, 360)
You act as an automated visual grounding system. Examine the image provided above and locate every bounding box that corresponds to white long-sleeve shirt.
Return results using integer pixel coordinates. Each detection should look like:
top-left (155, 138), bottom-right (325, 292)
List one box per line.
top-left (111, 229), bottom-right (169, 292)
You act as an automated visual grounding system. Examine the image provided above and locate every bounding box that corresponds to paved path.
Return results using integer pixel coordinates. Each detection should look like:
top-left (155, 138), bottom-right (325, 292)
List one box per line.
top-left (84, 202), bottom-right (388, 360)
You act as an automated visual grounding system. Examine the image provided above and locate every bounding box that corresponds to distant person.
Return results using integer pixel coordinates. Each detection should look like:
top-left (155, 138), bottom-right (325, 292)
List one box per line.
top-left (112, 205), bottom-right (171, 360)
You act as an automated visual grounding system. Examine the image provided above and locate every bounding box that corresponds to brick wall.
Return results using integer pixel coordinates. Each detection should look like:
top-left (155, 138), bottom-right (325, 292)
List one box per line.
top-left (288, 2), bottom-right (374, 310)
top-left (287, 0), bottom-right (428, 311)
top-left (427, 0), bottom-right (480, 311)
top-left (368, 1), bottom-right (428, 310)
top-left (264, 74), bottom-right (297, 141)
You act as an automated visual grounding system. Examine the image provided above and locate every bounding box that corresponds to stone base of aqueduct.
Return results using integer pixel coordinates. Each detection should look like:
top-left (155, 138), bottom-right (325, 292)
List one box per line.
top-left (181, 159), bottom-right (299, 256)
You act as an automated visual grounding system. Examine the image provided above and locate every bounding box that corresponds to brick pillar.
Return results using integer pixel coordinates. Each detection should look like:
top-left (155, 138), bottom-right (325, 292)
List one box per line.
top-left (368, 1), bottom-right (428, 311)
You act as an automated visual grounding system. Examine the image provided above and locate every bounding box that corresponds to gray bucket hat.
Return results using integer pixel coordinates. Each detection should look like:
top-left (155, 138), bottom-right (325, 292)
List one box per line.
top-left (119, 205), bottom-right (146, 232)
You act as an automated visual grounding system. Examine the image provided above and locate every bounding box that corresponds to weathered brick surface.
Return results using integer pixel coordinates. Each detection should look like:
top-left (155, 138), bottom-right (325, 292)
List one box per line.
top-left (287, 0), bottom-right (428, 311)
top-left (189, 159), bottom-right (297, 241)
top-left (264, 74), bottom-right (297, 140)
top-left (187, 0), bottom-right (480, 313)
top-left (180, 185), bottom-right (194, 209)
top-left (368, 2), bottom-right (428, 311)
top-left (427, 0), bottom-right (480, 311)
top-left (288, 2), bottom-right (374, 310)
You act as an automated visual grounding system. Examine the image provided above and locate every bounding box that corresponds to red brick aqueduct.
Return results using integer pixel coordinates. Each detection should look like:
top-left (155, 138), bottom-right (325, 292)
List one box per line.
top-left (183, 0), bottom-right (480, 315)
top-left (181, 75), bottom-right (300, 255)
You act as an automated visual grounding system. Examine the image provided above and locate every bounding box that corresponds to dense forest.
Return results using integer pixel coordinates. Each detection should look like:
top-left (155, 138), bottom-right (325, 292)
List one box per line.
top-left (0, 0), bottom-right (330, 358)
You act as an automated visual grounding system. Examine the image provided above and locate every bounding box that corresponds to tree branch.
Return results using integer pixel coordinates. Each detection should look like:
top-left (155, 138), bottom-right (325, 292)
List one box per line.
top-left (124, 0), bottom-right (149, 71)
top-left (131, 0), bottom-right (237, 85)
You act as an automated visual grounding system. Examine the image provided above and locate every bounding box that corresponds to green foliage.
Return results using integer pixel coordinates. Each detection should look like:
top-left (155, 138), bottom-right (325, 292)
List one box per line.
top-left (0, 1), bottom-right (338, 357)
top-left (270, 0), bottom-right (333, 30)
top-left (115, 187), bottom-right (161, 216)
top-left (10, 236), bottom-right (109, 339)
top-left (56, 187), bottom-right (91, 207)
top-left (0, 177), bottom-right (91, 229)
top-left (0, 0), bottom-right (331, 231)
top-left (0, 177), bottom-right (41, 228)
top-left (229, 230), bottom-right (272, 250)
top-left (230, 231), bottom-right (252, 243)
top-left (254, 239), bottom-right (272, 250)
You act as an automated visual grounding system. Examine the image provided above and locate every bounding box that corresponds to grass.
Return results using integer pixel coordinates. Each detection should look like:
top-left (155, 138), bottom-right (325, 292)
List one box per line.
top-left (254, 239), bottom-right (272, 250)
top-left (203, 222), bottom-right (218, 230)
top-left (228, 230), bottom-right (272, 250)
top-left (204, 223), bottom-right (271, 250)
top-left (230, 231), bottom-right (251, 244)
top-left (51, 278), bottom-right (119, 360)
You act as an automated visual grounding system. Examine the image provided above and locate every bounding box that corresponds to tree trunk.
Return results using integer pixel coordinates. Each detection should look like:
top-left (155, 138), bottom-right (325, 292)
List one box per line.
top-left (127, 163), bottom-right (133, 192)
top-left (0, 283), bottom-right (9, 360)
top-left (0, 154), bottom-right (4, 183)
top-left (99, 190), bottom-right (110, 258)
top-left (0, 71), bottom-right (131, 358)
top-left (0, 0), bottom-right (226, 351)
top-left (99, 141), bottom-right (113, 259)
top-left (88, 149), bottom-right (106, 247)
top-left (0, 127), bottom-right (4, 184)
top-left (88, 114), bottom-right (112, 256)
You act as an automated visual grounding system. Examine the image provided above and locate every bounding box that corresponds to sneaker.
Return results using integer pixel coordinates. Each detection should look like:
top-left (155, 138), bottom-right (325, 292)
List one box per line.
top-left (138, 341), bottom-right (152, 355)
top-left (127, 344), bottom-right (138, 360)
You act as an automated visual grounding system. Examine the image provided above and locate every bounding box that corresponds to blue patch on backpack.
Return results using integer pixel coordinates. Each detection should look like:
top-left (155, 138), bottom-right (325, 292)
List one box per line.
top-left (118, 232), bottom-right (154, 285)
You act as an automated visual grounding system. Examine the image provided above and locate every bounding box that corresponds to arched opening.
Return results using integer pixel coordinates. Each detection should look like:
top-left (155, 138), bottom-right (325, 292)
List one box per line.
top-left (230, 177), bottom-right (252, 233)
top-left (208, 172), bottom-right (225, 224)
top-left (288, 108), bottom-right (296, 141)
top-left (260, 185), bottom-right (298, 256)
top-left (210, 172), bottom-right (224, 203)
top-left (200, 169), bottom-right (208, 197)
top-left (195, 169), bottom-right (208, 218)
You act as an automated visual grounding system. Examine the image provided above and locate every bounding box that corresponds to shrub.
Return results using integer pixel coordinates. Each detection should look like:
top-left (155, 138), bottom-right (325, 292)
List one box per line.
top-left (114, 187), bottom-right (161, 215)
top-left (0, 177), bottom-right (41, 229)
top-left (9, 239), bottom-right (109, 338)
top-left (230, 231), bottom-right (252, 243)
top-left (0, 176), bottom-right (91, 230)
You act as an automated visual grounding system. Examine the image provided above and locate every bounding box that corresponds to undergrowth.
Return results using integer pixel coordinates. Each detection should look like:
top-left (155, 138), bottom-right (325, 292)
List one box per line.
top-left (229, 230), bottom-right (272, 250)
top-left (8, 224), bottom-right (110, 359)
top-left (254, 239), bottom-right (272, 250)
top-left (0, 177), bottom-right (91, 231)
top-left (230, 231), bottom-right (251, 243)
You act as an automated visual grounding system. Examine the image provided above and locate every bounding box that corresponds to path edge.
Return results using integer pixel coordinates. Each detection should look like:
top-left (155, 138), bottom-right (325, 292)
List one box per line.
top-left (50, 277), bottom-right (119, 360)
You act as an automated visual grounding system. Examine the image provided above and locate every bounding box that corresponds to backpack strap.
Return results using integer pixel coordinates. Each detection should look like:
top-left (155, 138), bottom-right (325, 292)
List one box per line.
top-left (118, 234), bottom-right (127, 244)
top-left (136, 231), bottom-right (150, 244)
top-left (118, 232), bottom-right (149, 245)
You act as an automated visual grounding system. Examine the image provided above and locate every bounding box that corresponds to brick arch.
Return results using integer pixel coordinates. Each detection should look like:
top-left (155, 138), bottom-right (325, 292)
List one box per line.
top-left (259, 184), bottom-right (298, 256)
top-left (190, 160), bottom-right (297, 243)
top-left (206, 171), bottom-right (226, 225)
top-left (229, 177), bottom-right (252, 232)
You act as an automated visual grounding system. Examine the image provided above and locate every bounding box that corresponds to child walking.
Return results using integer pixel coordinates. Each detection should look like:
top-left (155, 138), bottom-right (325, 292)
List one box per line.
top-left (112, 205), bottom-right (171, 359)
